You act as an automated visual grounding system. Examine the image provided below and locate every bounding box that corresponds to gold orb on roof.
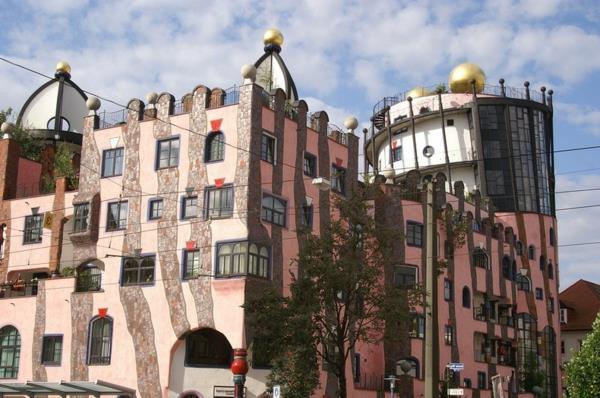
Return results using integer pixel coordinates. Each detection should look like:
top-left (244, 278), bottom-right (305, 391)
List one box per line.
top-left (56, 61), bottom-right (71, 75)
top-left (406, 86), bottom-right (429, 99)
top-left (448, 63), bottom-right (486, 93)
top-left (263, 28), bottom-right (284, 46)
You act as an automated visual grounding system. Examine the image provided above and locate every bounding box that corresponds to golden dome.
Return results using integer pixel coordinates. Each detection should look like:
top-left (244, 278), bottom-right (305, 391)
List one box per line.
top-left (406, 86), bottom-right (429, 99)
top-left (263, 28), bottom-right (284, 46)
top-left (448, 63), bottom-right (486, 93)
top-left (56, 61), bottom-right (71, 75)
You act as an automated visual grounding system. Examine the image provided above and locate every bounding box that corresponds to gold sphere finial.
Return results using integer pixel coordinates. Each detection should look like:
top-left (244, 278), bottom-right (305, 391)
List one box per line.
top-left (263, 28), bottom-right (284, 46)
top-left (448, 63), bottom-right (486, 93)
top-left (56, 61), bottom-right (71, 75)
top-left (406, 86), bottom-right (429, 99)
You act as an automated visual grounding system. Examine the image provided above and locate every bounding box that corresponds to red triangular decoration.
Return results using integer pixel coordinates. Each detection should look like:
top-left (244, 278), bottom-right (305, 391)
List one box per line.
top-left (215, 178), bottom-right (225, 188)
top-left (335, 157), bottom-right (343, 167)
top-left (210, 119), bottom-right (223, 132)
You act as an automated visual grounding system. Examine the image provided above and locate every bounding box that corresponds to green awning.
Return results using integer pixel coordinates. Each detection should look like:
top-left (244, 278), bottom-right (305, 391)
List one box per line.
top-left (0, 380), bottom-right (136, 397)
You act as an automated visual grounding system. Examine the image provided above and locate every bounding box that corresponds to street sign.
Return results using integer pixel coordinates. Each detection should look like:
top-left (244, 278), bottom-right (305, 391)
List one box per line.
top-left (273, 385), bottom-right (281, 398)
top-left (446, 362), bottom-right (464, 371)
top-left (447, 388), bottom-right (464, 396)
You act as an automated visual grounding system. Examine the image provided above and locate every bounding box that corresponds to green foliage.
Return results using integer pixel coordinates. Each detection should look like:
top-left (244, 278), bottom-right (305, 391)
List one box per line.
top-left (435, 84), bottom-right (448, 94)
top-left (1, 107), bottom-right (43, 160)
top-left (59, 266), bottom-right (75, 277)
top-left (441, 209), bottom-right (468, 249)
top-left (246, 186), bottom-right (423, 398)
top-left (54, 143), bottom-right (78, 189)
top-left (521, 352), bottom-right (545, 394)
top-left (565, 312), bottom-right (600, 398)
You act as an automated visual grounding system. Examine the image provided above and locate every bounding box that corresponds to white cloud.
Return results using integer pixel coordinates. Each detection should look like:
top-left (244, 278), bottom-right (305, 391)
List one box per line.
top-left (555, 102), bottom-right (600, 135)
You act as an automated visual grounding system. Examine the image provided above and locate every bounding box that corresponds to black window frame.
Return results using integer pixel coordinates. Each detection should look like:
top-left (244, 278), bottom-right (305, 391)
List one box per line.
top-left (393, 265), bottom-right (417, 289)
top-left (106, 201), bottom-right (128, 231)
top-left (87, 316), bottom-right (113, 366)
top-left (409, 314), bottom-right (425, 339)
top-left (41, 335), bottom-right (63, 366)
top-left (182, 249), bottom-right (201, 280)
top-left (216, 241), bottom-right (270, 278)
top-left (73, 203), bottom-right (90, 233)
top-left (260, 132), bottom-right (276, 164)
top-left (472, 248), bottom-right (489, 269)
top-left (331, 164), bottom-right (346, 195)
top-left (535, 288), bottom-right (543, 300)
top-left (300, 203), bottom-right (314, 229)
top-left (516, 274), bottom-right (531, 291)
top-left (156, 137), bottom-right (180, 169)
top-left (303, 152), bottom-right (317, 177)
top-left (23, 214), bottom-right (43, 244)
top-left (444, 278), bottom-right (454, 301)
top-left (182, 196), bottom-right (199, 220)
top-left (148, 198), bottom-right (164, 220)
top-left (204, 185), bottom-right (234, 219)
top-left (120, 255), bottom-right (156, 286)
top-left (392, 146), bottom-right (402, 162)
top-left (101, 147), bottom-right (124, 178)
top-left (462, 286), bottom-right (471, 308)
top-left (261, 193), bottom-right (287, 227)
top-left (477, 371), bottom-right (487, 390)
top-left (406, 221), bottom-right (423, 247)
top-left (205, 131), bottom-right (225, 163)
top-left (0, 326), bottom-right (20, 379)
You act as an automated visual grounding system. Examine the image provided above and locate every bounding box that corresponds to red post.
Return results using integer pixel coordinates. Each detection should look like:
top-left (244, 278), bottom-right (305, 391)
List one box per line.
top-left (231, 348), bottom-right (248, 398)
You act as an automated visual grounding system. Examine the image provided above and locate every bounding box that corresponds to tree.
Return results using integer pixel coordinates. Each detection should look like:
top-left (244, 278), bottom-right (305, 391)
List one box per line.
top-left (565, 311), bottom-right (600, 398)
top-left (0, 107), bottom-right (42, 160)
top-left (246, 186), bottom-right (422, 398)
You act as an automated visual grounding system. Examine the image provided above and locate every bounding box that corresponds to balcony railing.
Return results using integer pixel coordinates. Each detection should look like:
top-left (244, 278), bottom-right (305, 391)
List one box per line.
top-left (354, 373), bottom-right (384, 391)
top-left (75, 273), bottom-right (102, 292)
top-left (98, 109), bottom-right (127, 129)
top-left (0, 280), bottom-right (38, 298)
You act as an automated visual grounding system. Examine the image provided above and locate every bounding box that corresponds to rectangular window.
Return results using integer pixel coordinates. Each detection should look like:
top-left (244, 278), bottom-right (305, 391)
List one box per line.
top-left (183, 249), bottom-right (200, 280)
top-left (303, 153), bottom-right (317, 177)
top-left (331, 165), bottom-right (346, 195)
top-left (41, 335), bottom-right (63, 365)
top-left (261, 193), bottom-right (286, 227)
top-left (444, 325), bottom-right (454, 345)
top-left (561, 340), bottom-right (565, 354)
top-left (447, 119), bottom-right (454, 127)
top-left (406, 221), bottom-right (423, 247)
top-left (409, 314), bottom-right (425, 339)
top-left (148, 199), bottom-right (164, 220)
top-left (73, 203), bottom-right (90, 233)
top-left (300, 204), bottom-right (313, 229)
top-left (156, 137), bottom-right (180, 169)
top-left (477, 371), bottom-right (487, 390)
top-left (261, 133), bottom-right (276, 164)
top-left (444, 279), bottom-right (454, 301)
top-left (548, 297), bottom-right (555, 313)
top-left (560, 308), bottom-right (568, 324)
top-left (464, 378), bottom-right (472, 388)
top-left (121, 255), bottom-right (156, 286)
top-left (182, 196), bottom-right (198, 219)
top-left (354, 353), bottom-right (361, 382)
top-left (217, 242), bottom-right (270, 278)
top-left (393, 265), bottom-right (417, 288)
top-left (204, 186), bottom-right (234, 219)
top-left (101, 147), bottom-right (124, 177)
top-left (106, 201), bottom-right (128, 231)
top-left (392, 146), bottom-right (402, 162)
top-left (535, 287), bottom-right (543, 300)
top-left (24, 214), bottom-right (43, 244)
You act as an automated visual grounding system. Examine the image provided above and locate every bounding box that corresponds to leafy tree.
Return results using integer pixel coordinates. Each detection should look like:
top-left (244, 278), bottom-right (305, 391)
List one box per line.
top-left (1, 107), bottom-right (42, 160)
top-left (246, 186), bottom-right (422, 398)
top-left (565, 311), bottom-right (600, 398)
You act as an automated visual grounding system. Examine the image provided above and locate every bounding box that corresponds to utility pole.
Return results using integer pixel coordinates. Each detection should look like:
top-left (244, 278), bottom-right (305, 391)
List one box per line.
top-left (424, 181), bottom-right (439, 398)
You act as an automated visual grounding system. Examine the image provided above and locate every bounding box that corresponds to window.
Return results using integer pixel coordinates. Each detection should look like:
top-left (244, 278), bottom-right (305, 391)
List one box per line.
top-left (41, 335), bottom-right (62, 365)
top-left (354, 353), bottom-right (361, 382)
top-left (107, 201), bottom-right (128, 231)
top-left (548, 297), bottom-right (554, 313)
top-left (148, 199), bottom-right (164, 220)
top-left (300, 203), bottom-right (313, 229)
top-left (409, 314), bottom-right (425, 339)
top-left (446, 119), bottom-right (454, 127)
top-left (477, 371), bottom-right (487, 390)
top-left (204, 186), bottom-right (234, 219)
top-left (396, 357), bottom-right (419, 378)
top-left (216, 242), bottom-right (269, 278)
top-left (303, 153), bottom-right (317, 176)
top-left (444, 325), bottom-right (454, 345)
top-left (156, 137), bottom-right (179, 169)
top-left (185, 328), bottom-right (232, 367)
top-left (393, 265), bottom-right (417, 288)
top-left (548, 262), bottom-right (554, 279)
top-left (560, 308), bottom-right (568, 324)
top-left (0, 326), bottom-right (20, 378)
top-left (444, 240), bottom-right (454, 259)
top-left (539, 255), bottom-right (546, 271)
top-left (502, 256), bottom-right (511, 279)
top-left (73, 203), bottom-right (90, 233)
top-left (261, 193), bottom-right (286, 226)
top-left (444, 279), bottom-right (454, 301)
top-left (205, 132), bottom-right (224, 162)
top-left (121, 255), bottom-right (155, 286)
top-left (462, 286), bottom-right (471, 308)
top-left (76, 264), bottom-right (102, 292)
top-left (535, 288), bottom-right (543, 300)
top-left (516, 240), bottom-right (523, 255)
top-left (261, 133), bottom-right (276, 164)
top-left (423, 145), bottom-right (434, 157)
top-left (392, 146), bottom-right (402, 162)
top-left (182, 196), bottom-right (198, 219)
top-left (87, 317), bottom-right (112, 365)
top-left (516, 274), bottom-right (531, 291)
top-left (472, 248), bottom-right (489, 269)
top-left (331, 165), bottom-right (346, 195)
top-left (561, 340), bottom-right (565, 354)
top-left (406, 221), bottom-right (423, 247)
top-left (183, 249), bottom-right (200, 280)
top-left (101, 148), bottom-right (124, 177)
top-left (464, 378), bottom-right (472, 388)
top-left (549, 227), bottom-right (555, 246)
top-left (528, 245), bottom-right (535, 260)
top-left (24, 214), bottom-right (43, 244)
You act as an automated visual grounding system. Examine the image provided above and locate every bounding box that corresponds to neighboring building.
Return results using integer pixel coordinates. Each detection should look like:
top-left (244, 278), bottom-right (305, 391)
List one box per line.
top-left (0, 30), bottom-right (560, 398)
top-left (559, 279), bottom-right (600, 364)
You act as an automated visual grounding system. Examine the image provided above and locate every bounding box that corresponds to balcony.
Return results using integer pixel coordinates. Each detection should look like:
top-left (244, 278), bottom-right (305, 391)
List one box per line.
top-left (0, 280), bottom-right (38, 298)
top-left (75, 273), bottom-right (102, 293)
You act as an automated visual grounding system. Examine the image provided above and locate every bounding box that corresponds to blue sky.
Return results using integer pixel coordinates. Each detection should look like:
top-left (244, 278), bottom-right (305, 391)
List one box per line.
top-left (0, 0), bottom-right (599, 289)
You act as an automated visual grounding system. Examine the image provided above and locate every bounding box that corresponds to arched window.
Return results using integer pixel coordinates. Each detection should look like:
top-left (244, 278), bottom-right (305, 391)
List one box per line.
top-left (88, 316), bottom-right (113, 365)
top-left (528, 245), bottom-right (535, 260)
top-left (502, 256), bottom-right (511, 279)
top-left (462, 287), bottom-right (471, 308)
top-left (549, 228), bottom-right (555, 246)
top-left (76, 263), bottom-right (102, 292)
top-left (516, 274), bottom-right (531, 292)
top-left (185, 329), bottom-right (232, 367)
top-left (396, 357), bottom-right (419, 378)
top-left (516, 241), bottom-right (523, 255)
top-left (539, 256), bottom-right (546, 272)
top-left (0, 326), bottom-right (20, 378)
top-left (205, 132), bottom-right (224, 162)
top-left (47, 116), bottom-right (70, 131)
top-left (548, 262), bottom-right (554, 279)
top-left (472, 248), bottom-right (489, 269)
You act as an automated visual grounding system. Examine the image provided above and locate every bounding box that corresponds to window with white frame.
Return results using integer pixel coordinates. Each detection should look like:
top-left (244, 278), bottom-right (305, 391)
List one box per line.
top-left (73, 203), bottom-right (90, 233)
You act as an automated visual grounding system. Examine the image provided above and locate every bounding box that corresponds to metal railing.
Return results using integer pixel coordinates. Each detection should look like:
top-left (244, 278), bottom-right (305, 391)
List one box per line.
top-left (98, 109), bottom-right (127, 129)
top-left (75, 273), bottom-right (102, 292)
top-left (0, 280), bottom-right (38, 298)
top-left (173, 100), bottom-right (185, 115)
top-left (355, 373), bottom-right (384, 391)
top-left (223, 85), bottom-right (240, 106)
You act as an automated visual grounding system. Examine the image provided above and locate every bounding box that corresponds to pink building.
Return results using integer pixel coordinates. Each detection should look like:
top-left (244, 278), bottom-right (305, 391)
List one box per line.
top-left (0, 33), bottom-right (559, 398)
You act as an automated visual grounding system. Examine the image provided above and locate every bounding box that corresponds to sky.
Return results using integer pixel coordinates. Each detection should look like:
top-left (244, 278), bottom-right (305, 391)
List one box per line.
top-left (0, 0), bottom-right (599, 290)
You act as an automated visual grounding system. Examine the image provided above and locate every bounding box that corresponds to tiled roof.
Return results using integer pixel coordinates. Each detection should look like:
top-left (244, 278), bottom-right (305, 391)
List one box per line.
top-left (559, 279), bottom-right (600, 331)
